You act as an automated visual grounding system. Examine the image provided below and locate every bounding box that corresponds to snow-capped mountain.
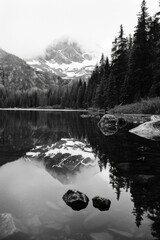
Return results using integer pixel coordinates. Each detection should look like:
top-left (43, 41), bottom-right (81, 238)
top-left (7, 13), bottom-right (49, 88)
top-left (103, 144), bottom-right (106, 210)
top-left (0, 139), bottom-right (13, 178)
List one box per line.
top-left (27, 39), bottom-right (101, 80)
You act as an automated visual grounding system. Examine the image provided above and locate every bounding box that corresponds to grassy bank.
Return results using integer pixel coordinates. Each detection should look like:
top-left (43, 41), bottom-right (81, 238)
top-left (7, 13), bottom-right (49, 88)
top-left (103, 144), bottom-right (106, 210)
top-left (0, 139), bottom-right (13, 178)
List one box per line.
top-left (109, 97), bottom-right (160, 114)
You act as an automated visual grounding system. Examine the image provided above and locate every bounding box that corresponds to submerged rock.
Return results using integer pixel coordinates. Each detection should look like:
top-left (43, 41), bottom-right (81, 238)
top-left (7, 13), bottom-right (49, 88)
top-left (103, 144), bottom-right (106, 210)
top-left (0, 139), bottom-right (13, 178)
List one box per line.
top-left (129, 120), bottom-right (160, 141)
top-left (92, 196), bottom-right (111, 211)
top-left (62, 189), bottom-right (89, 211)
top-left (0, 213), bottom-right (18, 239)
top-left (97, 114), bottom-right (126, 136)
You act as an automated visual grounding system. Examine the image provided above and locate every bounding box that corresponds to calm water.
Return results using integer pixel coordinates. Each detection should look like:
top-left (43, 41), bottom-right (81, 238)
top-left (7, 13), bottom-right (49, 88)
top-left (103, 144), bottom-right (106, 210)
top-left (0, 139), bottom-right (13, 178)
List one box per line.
top-left (0, 110), bottom-right (160, 240)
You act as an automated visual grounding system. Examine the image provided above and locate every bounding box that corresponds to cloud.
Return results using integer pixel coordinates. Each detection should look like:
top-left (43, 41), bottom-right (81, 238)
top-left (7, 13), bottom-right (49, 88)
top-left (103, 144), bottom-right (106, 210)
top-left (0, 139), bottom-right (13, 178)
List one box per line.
top-left (0, 0), bottom-right (158, 58)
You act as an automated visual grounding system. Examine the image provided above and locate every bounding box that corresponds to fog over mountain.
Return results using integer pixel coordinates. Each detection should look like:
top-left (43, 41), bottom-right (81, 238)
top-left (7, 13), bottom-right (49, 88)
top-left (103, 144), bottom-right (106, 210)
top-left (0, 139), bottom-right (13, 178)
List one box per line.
top-left (27, 38), bottom-right (106, 79)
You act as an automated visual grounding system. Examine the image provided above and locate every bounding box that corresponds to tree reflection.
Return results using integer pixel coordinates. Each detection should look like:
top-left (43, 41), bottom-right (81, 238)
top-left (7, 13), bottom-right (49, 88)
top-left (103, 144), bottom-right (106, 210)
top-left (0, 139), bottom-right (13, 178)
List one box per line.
top-left (91, 122), bottom-right (160, 239)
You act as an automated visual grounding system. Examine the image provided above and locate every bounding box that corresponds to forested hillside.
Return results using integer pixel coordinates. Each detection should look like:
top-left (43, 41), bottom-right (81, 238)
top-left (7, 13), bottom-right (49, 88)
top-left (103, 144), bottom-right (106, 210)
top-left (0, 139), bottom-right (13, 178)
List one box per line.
top-left (0, 0), bottom-right (160, 109)
top-left (0, 49), bottom-right (66, 108)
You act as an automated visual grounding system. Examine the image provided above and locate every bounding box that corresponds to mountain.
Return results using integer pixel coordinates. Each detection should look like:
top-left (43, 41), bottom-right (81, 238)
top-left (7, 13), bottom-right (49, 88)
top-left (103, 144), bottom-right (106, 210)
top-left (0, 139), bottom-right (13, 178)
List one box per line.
top-left (27, 40), bottom-right (100, 80)
top-left (0, 48), bottom-right (64, 91)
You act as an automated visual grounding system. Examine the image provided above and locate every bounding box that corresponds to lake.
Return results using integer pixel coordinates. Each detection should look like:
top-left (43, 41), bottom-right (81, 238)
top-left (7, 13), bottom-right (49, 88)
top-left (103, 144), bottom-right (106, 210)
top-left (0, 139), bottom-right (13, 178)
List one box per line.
top-left (0, 110), bottom-right (160, 240)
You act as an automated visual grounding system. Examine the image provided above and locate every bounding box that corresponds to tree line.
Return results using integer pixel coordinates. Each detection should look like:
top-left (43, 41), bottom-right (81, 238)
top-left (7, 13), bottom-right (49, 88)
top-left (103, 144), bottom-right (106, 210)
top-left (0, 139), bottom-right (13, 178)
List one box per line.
top-left (0, 0), bottom-right (160, 109)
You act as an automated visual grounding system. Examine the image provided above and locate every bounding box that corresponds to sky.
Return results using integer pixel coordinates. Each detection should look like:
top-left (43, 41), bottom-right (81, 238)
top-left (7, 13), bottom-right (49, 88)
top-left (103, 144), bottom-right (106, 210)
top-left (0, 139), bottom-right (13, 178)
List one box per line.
top-left (0, 0), bottom-right (159, 59)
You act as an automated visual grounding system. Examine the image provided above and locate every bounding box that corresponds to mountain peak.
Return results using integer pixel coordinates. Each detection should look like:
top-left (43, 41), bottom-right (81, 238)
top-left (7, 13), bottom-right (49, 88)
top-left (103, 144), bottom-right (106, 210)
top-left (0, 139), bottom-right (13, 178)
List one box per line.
top-left (45, 39), bottom-right (90, 63)
top-left (27, 38), bottom-right (99, 79)
top-left (49, 39), bottom-right (83, 53)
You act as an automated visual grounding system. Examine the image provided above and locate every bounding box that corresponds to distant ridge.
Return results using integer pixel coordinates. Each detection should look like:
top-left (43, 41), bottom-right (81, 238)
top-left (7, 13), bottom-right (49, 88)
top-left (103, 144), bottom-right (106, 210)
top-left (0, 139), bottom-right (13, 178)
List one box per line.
top-left (0, 48), bottom-right (64, 91)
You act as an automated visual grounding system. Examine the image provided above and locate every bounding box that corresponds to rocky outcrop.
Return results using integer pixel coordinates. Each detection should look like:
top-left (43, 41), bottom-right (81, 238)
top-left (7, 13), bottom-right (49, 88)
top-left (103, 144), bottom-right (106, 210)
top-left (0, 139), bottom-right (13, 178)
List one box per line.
top-left (92, 196), bottom-right (111, 211)
top-left (97, 114), bottom-right (126, 136)
top-left (62, 189), bottom-right (89, 211)
top-left (129, 120), bottom-right (160, 141)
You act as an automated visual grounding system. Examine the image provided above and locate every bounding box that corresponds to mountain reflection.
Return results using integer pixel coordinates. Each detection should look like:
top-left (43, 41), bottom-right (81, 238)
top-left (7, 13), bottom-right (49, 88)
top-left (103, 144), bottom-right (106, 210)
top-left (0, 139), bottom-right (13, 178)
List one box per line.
top-left (0, 110), bottom-right (160, 239)
top-left (0, 110), bottom-right (87, 165)
top-left (25, 138), bottom-right (99, 185)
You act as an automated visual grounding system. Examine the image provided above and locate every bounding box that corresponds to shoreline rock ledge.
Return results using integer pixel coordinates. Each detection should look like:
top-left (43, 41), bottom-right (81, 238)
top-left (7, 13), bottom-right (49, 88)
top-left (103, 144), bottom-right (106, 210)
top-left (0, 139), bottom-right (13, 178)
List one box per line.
top-left (129, 119), bottom-right (160, 141)
top-left (62, 189), bottom-right (89, 211)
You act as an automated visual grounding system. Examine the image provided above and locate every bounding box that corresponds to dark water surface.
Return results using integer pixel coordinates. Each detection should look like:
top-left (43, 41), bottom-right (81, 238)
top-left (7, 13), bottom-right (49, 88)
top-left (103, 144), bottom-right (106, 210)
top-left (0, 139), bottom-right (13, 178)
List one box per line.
top-left (0, 110), bottom-right (160, 240)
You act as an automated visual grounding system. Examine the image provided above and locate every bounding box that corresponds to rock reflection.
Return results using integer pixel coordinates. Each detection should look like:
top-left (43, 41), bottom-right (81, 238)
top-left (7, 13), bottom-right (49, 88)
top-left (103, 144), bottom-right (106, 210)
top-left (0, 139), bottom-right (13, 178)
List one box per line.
top-left (97, 114), bottom-right (127, 136)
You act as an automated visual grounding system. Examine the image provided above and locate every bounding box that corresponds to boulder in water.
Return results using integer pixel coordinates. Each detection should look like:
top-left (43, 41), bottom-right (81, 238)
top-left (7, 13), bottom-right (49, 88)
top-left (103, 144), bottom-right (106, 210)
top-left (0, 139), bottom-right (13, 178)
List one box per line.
top-left (62, 189), bottom-right (89, 211)
top-left (92, 196), bottom-right (111, 211)
top-left (97, 114), bottom-right (126, 136)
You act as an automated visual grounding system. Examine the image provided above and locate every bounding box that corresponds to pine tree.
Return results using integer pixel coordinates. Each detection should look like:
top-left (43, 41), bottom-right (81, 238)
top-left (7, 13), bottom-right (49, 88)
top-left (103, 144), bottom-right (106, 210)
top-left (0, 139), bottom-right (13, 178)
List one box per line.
top-left (106, 25), bottom-right (128, 107)
top-left (148, 12), bottom-right (160, 96)
top-left (123, 0), bottom-right (151, 103)
top-left (86, 64), bottom-right (99, 107)
top-left (69, 80), bottom-right (79, 108)
top-left (76, 79), bottom-right (84, 108)
top-left (94, 57), bottom-right (110, 108)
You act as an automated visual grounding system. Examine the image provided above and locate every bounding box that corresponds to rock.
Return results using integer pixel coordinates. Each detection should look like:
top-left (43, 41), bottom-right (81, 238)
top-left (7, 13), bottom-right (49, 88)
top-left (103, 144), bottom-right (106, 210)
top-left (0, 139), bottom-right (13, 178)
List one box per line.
top-left (129, 120), bottom-right (160, 141)
top-left (0, 213), bottom-right (18, 239)
top-left (150, 115), bottom-right (160, 121)
top-left (92, 196), bottom-right (111, 211)
top-left (62, 189), bottom-right (89, 211)
top-left (117, 117), bottom-right (126, 127)
top-left (97, 114), bottom-right (126, 136)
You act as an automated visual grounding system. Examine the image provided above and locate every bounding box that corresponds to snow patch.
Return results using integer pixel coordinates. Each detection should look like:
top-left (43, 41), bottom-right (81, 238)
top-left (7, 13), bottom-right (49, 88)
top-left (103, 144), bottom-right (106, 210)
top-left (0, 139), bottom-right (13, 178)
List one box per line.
top-left (27, 60), bottom-right (40, 65)
top-left (26, 152), bottom-right (41, 157)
